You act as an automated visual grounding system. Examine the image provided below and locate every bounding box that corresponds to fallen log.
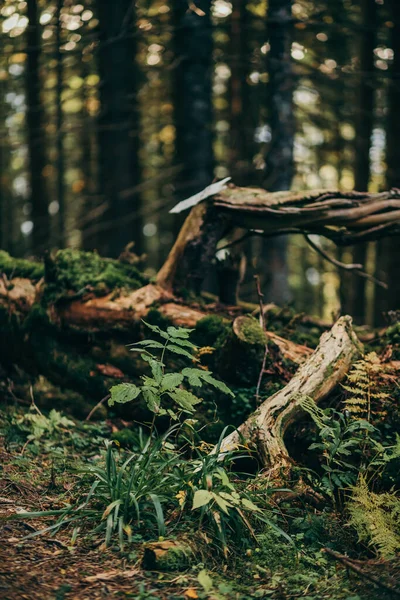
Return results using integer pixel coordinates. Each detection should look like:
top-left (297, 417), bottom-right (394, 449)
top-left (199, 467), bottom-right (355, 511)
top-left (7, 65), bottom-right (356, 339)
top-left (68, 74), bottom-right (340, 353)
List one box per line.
top-left (0, 250), bottom-right (312, 412)
top-left (217, 316), bottom-right (363, 469)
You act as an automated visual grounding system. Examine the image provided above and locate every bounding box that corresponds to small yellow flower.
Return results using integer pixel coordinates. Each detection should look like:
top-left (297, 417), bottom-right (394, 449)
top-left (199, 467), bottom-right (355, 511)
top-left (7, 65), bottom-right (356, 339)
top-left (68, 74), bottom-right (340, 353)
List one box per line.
top-left (176, 490), bottom-right (187, 507)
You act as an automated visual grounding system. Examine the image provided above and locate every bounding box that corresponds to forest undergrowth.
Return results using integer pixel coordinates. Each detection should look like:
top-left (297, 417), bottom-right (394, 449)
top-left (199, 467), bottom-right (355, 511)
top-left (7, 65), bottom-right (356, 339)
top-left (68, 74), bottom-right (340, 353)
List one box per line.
top-left (0, 321), bottom-right (400, 600)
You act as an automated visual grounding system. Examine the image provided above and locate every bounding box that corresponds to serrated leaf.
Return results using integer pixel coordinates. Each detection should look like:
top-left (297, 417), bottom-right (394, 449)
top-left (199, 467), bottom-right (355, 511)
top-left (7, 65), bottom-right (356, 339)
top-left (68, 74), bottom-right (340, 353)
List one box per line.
top-left (168, 389), bottom-right (201, 413)
top-left (129, 340), bottom-right (165, 350)
top-left (160, 372), bottom-right (184, 391)
top-left (167, 337), bottom-right (197, 350)
top-left (200, 371), bottom-right (234, 396)
top-left (192, 490), bottom-right (213, 510)
top-left (109, 383), bottom-right (141, 406)
top-left (149, 359), bottom-right (163, 384)
top-left (182, 368), bottom-right (204, 387)
top-left (142, 320), bottom-right (169, 340)
top-left (166, 344), bottom-right (196, 360)
top-left (142, 388), bottom-right (160, 413)
top-left (166, 326), bottom-right (194, 339)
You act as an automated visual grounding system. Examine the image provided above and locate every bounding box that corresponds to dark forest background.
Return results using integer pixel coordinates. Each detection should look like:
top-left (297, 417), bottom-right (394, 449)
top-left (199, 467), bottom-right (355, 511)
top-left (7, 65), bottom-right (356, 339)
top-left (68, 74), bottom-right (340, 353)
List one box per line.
top-left (0, 0), bottom-right (399, 325)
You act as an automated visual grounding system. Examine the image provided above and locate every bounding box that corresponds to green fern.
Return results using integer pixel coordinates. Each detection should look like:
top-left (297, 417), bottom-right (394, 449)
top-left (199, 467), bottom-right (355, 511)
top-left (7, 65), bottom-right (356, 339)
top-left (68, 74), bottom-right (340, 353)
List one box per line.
top-left (342, 352), bottom-right (388, 421)
top-left (348, 475), bottom-right (400, 558)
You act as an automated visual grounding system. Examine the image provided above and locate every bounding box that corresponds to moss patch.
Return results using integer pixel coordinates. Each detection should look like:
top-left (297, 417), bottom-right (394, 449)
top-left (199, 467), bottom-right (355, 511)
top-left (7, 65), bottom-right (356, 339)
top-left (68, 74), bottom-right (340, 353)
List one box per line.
top-left (45, 249), bottom-right (148, 299)
top-left (0, 250), bottom-right (44, 281)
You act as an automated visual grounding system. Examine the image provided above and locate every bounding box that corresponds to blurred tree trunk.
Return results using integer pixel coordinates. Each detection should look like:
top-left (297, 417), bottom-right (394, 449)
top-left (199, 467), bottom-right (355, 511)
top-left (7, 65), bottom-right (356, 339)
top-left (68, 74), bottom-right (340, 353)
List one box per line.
top-left (260, 0), bottom-right (294, 305)
top-left (374, 0), bottom-right (400, 325)
top-left (173, 1), bottom-right (214, 202)
top-left (55, 0), bottom-right (65, 248)
top-left (26, 0), bottom-right (50, 255)
top-left (342, 0), bottom-right (377, 323)
top-left (96, 0), bottom-right (142, 257)
top-left (229, 0), bottom-right (251, 186)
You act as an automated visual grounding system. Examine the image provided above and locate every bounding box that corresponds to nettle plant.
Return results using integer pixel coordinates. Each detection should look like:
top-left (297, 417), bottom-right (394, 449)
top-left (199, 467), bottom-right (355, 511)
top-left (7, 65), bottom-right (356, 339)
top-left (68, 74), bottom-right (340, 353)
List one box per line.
top-left (109, 321), bottom-right (234, 419)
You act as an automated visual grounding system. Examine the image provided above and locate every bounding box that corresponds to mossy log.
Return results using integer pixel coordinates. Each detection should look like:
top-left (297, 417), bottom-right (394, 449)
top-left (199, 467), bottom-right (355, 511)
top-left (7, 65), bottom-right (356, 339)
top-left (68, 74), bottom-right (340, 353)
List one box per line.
top-left (0, 250), bottom-right (311, 414)
top-left (217, 316), bottom-right (363, 469)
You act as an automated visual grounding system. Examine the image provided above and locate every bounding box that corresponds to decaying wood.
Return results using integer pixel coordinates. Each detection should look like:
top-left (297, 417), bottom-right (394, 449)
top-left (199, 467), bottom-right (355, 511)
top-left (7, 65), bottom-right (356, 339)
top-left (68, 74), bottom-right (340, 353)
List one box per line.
top-left (217, 316), bottom-right (362, 469)
top-left (161, 185), bottom-right (400, 292)
top-left (142, 540), bottom-right (194, 571)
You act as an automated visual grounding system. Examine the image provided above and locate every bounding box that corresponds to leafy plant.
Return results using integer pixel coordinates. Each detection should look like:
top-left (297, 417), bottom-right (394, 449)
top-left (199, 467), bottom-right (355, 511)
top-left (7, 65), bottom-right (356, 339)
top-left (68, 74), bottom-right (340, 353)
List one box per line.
top-left (347, 474), bottom-right (400, 558)
top-left (109, 321), bottom-right (234, 419)
top-left (174, 428), bottom-right (292, 555)
top-left (342, 352), bottom-right (388, 421)
top-left (7, 427), bottom-right (183, 550)
top-left (300, 396), bottom-right (375, 499)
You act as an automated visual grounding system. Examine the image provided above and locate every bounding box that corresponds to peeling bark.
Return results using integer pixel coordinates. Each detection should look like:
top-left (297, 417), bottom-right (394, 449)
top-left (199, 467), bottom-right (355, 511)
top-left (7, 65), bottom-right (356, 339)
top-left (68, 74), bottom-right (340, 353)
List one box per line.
top-left (217, 316), bottom-right (363, 469)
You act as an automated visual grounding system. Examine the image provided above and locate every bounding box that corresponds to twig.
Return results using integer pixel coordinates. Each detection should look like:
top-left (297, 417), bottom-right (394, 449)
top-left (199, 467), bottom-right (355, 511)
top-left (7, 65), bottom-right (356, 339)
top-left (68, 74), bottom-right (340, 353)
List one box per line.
top-left (86, 394), bottom-right (110, 421)
top-left (323, 547), bottom-right (400, 597)
top-left (304, 234), bottom-right (388, 289)
top-left (254, 275), bottom-right (269, 405)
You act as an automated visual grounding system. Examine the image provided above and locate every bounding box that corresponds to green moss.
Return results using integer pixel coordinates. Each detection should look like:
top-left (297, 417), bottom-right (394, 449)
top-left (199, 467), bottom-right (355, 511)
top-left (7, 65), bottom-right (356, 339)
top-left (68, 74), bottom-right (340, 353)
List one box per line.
top-left (145, 307), bottom-right (172, 330)
top-left (0, 250), bottom-right (44, 280)
top-left (236, 316), bottom-right (266, 345)
top-left (194, 315), bottom-right (230, 347)
top-left (44, 249), bottom-right (148, 301)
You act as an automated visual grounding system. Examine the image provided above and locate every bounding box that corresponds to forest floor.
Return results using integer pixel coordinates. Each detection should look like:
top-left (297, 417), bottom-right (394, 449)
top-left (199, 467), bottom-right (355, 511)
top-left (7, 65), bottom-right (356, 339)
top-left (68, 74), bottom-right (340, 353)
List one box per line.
top-left (0, 407), bottom-right (398, 600)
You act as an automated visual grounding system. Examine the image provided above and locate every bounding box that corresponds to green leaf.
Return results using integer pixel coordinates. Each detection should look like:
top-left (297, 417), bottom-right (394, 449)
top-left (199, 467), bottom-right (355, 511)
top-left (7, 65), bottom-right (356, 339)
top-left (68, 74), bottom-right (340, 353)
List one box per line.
top-left (167, 389), bottom-right (201, 413)
top-left (129, 340), bottom-right (165, 350)
top-left (142, 388), bottom-right (160, 413)
top-left (160, 372), bottom-right (184, 391)
top-left (197, 569), bottom-right (213, 593)
top-left (167, 337), bottom-right (197, 350)
top-left (166, 344), bottom-right (195, 360)
top-left (142, 320), bottom-right (169, 340)
top-left (241, 498), bottom-right (261, 512)
top-left (149, 359), bottom-right (163, 384)
top-left (167, 326), bottom-right (194, 339)
top-left (182, 368), bottom-right (204, 387)
top-left (192, 490), bottom-right (213, 510)
top-left (199, 371), bottom-right (234, 396)
top-left (109, 383), bottom-right (141, 406)
top-left (212, 493), bottom-right (231, 514)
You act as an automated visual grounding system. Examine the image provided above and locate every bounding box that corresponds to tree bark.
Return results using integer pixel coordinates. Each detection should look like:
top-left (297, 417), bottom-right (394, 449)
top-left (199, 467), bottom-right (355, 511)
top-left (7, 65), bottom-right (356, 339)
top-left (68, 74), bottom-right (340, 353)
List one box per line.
top-left (96, 0), bottom-right (142, 257)
top-left (26, 0), bottom-right (50, 255)
top-left (218, 316), bottom-right (362, 469)
top-left (374, 0), bottom-right (400, 325)
top-left (259, 0), bottom-right (295, 305)
top-left (342, 0), bottom-right (377, 323)
top-left (172, 1), bottom-right (214, 202)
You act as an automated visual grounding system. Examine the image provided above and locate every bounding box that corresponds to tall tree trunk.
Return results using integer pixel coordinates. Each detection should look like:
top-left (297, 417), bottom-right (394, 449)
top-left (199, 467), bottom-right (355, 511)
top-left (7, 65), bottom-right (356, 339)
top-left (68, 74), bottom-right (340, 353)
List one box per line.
top-left (342, 0), bottom-right (377, 323)
top-left (26, 0), bottom-right (50, 255)
top-left (229, 0), bottom-right (250, 186)
top-left (374, 0), bottom-right (400, 325)
top-left (260, 0), bottom-right (294, 304)
top-left (96, 0), bottom-right (142, 257)
top-left (56, 0), bottom-right (65, 248)
top-left (173, 1), bottom-right (214, 202)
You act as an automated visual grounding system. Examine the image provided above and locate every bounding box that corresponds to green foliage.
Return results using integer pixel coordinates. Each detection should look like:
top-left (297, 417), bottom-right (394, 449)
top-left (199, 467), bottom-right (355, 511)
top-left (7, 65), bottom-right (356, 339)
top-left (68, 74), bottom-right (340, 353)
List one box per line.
top-left (0, 250), bottom-right (44, 280)
top-left (342, 352), bottom-right (388, 419)
top-left (348, 475), bottom-right (400, 558)
top-left (9, 428), bottom-right (182, 550)
top-left (300, 396), bottom-right (375, 498)
top-left (109, 321), bottom-right (234, 418)
top-left (44, 249), bottom-right (147, 300)
top-left (15, 407), bottom-right (75, 446)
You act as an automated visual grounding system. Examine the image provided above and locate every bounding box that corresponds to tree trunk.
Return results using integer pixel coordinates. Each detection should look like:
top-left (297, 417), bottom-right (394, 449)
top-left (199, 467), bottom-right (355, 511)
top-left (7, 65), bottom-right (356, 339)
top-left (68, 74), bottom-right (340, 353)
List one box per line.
top-left (26, 0), bottom-right (50, 256)
top-left (96, 0), bottom-right (142, 257)
top-left (173, 1), bottom-right (214, 202)
top-left (55, 0), bottom-right (65, 248)
top-left (260, 0), bottom-right (294, 305)
top-left (218, 316), bottom-right (362, 469)
top-left (342, 0), bottom-right (377, 324)
top-left (374, 0), bottom-right (400, 325)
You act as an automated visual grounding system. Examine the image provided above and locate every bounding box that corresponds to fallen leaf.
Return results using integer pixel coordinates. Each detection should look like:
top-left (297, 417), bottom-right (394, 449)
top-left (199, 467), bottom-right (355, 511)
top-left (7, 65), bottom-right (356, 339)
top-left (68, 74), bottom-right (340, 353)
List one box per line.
top-left (96, 364), bottom-right (125, 378)
top-left (184, 588), bottom-right (198, 599)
